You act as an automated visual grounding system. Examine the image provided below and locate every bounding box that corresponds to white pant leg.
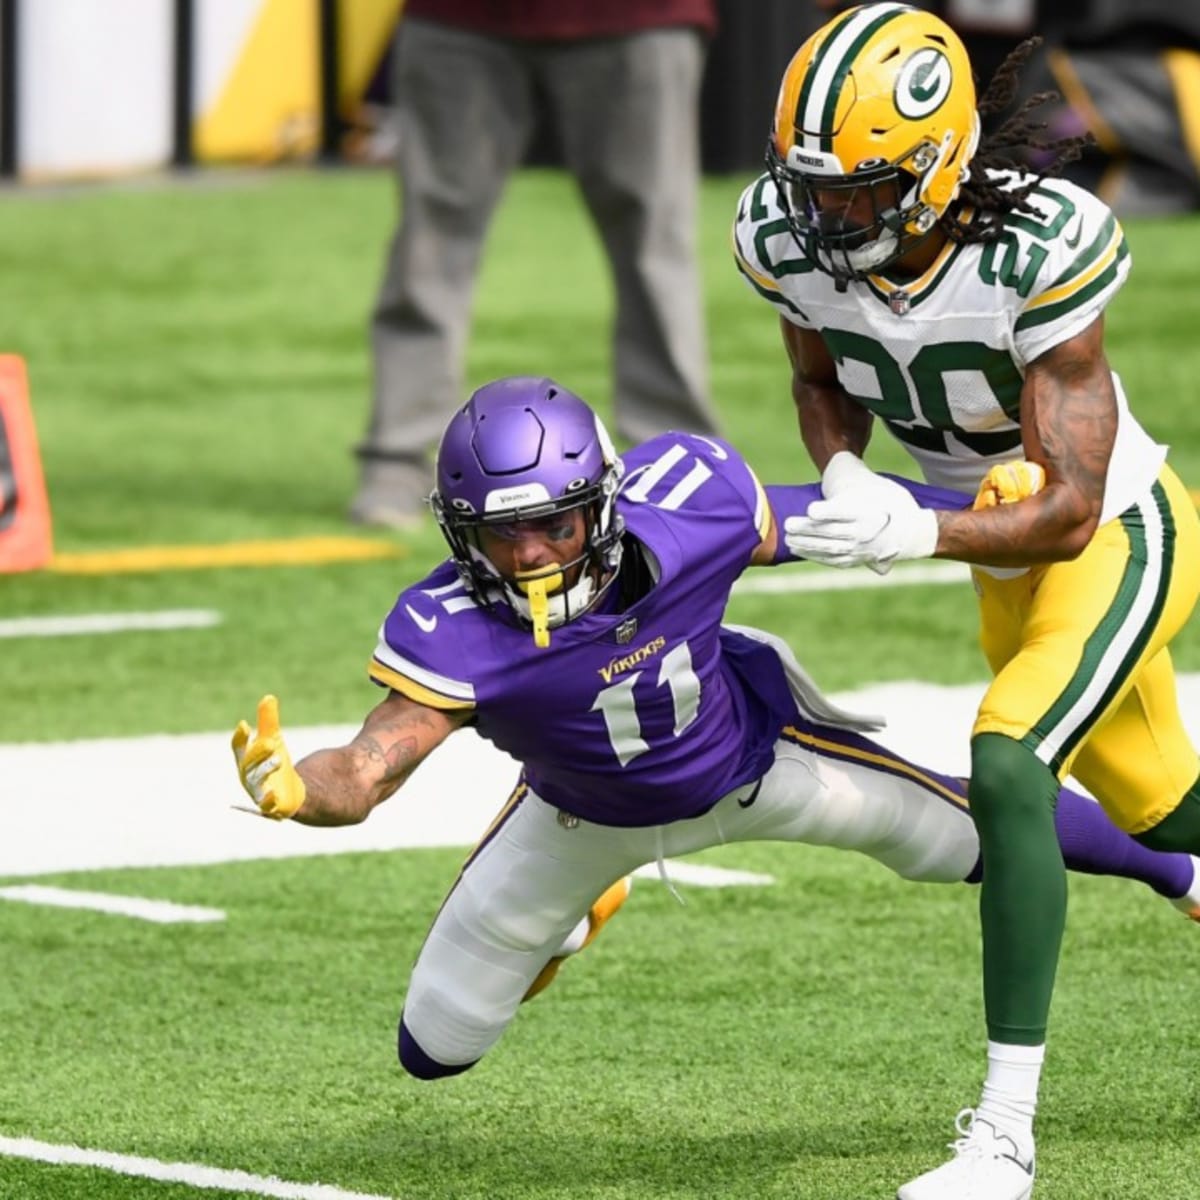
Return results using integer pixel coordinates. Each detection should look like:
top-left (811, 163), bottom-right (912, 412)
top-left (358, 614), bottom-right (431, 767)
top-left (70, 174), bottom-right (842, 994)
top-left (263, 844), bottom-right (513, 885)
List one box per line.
top-left (405, 726), bottom-right (979, 1069)
top-left (402, 789), bottom-right (646, 1068)
top-left (662, 735), bottom-right (981, 884)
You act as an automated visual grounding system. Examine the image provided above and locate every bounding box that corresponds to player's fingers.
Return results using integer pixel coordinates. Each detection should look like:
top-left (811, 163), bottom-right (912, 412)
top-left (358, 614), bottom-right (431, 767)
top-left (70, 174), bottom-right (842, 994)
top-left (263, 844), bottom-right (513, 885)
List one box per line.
top-left (784, 540), bottom-right (858, 564)
top-left (231, 720), bottom-right (252, 760)
top-left (256, 694), bottom-right (281, 740)
top-left (244, 755), bottom-right (280, 791)
top-left (784, 516), bottom-right (846, 540)
top-left (259, 789), bottom-right (287, 820)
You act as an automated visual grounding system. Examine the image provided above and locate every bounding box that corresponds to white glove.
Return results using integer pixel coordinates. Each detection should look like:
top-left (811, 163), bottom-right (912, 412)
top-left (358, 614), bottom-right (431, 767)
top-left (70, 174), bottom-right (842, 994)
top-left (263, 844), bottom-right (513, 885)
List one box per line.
top-left (821, 451), bottom-right (912, 505)
top-left (784, 485), bottom-right (939, 569)
top-left (820, 454), bottom-right (920, 573)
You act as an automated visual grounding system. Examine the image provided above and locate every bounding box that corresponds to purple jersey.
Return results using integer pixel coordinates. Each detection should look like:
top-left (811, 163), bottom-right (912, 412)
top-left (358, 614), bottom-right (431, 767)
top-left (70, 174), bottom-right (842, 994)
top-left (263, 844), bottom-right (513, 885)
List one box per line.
top-left (369, 434), bottom-right (807, 826)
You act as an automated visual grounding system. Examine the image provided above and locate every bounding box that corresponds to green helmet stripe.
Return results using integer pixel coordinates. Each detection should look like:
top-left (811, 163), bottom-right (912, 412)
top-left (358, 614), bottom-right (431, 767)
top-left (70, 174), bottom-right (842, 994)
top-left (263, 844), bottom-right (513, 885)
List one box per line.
top-left (797, 3), bottom-right (912, 155)
top-left (795, 6), bottom-right (863, 139)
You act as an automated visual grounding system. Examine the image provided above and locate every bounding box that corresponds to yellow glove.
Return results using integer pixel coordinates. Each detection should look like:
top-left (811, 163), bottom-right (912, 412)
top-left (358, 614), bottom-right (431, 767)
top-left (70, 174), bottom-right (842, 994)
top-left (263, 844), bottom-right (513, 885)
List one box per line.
top-left (231, 695), bottom-right (306, 820)
top-left (973, 461), bottom-right (1046, 511)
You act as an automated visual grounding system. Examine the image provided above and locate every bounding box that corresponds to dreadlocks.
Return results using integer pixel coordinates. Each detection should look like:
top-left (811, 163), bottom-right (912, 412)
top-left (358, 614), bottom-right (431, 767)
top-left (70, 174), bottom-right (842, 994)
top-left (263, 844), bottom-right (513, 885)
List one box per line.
top-left (943, 37), bottom-right (1095, 244)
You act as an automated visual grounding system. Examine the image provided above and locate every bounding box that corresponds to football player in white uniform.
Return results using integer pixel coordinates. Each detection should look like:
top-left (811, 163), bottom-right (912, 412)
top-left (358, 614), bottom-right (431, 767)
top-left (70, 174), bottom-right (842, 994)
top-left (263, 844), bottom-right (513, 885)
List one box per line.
top-left (734, 6), bottom-right (1200, 1199)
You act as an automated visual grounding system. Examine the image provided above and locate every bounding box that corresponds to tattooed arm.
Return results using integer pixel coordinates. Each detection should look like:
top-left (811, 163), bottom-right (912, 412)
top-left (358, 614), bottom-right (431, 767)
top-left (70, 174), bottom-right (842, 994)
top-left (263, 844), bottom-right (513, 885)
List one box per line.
top-left (931, 315), bottom-right (1116, 567)
top-left (290, 692), bottom-right (471, 827)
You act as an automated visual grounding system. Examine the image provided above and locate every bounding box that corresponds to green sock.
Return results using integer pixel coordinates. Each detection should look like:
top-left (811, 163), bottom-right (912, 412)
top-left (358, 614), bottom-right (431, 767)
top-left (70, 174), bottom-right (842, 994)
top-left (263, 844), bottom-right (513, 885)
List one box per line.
top-left (969, 733), bottom-right (1065, 1045)
top-left (1134, 775), bottom-right (1200, 852)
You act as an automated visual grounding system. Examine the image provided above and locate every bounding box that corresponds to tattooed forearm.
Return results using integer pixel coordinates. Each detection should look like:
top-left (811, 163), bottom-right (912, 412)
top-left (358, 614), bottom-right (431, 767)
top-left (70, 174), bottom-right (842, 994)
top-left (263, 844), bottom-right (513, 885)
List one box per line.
top-left (289, 696), bottom-right (465, 826)
top-left (932, 321), bottom-right (1116, 567)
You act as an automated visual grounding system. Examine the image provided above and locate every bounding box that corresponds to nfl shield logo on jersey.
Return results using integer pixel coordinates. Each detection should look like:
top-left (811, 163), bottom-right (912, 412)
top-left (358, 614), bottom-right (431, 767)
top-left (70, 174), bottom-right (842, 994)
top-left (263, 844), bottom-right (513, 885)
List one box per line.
top-left (889, 290), bottom-right (911, 316)
top-left (615, 617), bottom-right (639, 644)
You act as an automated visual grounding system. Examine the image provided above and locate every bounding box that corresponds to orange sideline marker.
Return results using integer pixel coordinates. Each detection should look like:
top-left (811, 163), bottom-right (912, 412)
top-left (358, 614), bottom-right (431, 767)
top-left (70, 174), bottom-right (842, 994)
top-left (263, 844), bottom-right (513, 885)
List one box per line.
top-left (0, 356), bottom-right (53, 572)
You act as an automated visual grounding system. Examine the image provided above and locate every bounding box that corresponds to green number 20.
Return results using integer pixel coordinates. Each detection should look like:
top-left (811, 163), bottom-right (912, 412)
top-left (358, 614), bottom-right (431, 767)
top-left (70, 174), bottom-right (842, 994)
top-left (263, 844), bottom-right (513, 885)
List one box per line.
top-left (820, 330), bottom-right (1024, 457)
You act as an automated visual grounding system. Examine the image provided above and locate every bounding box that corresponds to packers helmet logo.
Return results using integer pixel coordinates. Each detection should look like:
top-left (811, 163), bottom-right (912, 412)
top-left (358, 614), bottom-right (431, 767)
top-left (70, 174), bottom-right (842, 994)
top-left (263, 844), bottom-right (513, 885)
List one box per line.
top-left (894, 48), bottom-right (952, 119)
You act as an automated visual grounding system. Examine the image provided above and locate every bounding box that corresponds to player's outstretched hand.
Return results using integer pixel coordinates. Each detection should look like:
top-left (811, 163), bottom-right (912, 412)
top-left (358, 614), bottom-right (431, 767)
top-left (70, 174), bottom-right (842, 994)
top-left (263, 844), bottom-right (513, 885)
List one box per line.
top-left (231, 695), bottom-right (307, 820)
top-left (973, 461), bottom-right (1046, 510)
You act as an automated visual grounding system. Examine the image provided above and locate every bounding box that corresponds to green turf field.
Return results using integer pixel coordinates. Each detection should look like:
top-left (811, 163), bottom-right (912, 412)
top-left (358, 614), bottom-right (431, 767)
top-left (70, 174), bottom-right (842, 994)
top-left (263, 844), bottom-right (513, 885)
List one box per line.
top-left (1, 167), bottom-right (1199, 1199)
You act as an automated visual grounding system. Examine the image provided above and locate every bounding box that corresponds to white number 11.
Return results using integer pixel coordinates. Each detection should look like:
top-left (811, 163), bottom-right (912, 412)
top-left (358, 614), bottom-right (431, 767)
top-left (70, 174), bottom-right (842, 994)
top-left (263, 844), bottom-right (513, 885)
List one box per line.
top-left (589, 642), bottom-right (701, 767)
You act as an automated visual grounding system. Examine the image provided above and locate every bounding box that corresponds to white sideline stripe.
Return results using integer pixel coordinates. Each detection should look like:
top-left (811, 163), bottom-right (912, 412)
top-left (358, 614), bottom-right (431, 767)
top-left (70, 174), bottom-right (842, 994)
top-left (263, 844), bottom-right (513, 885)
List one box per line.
top-left (0, 609), bottom-right (221, 638)
top-left (0, 885), bottom-right (225, 923)
top-left (0, 1136), bottom-right (393, 1200)
top-left (733, 562), bottom-right (970, 596)
top-left (633, 861), bottom-right (775, 888)
top-left (5, 677), bottom-right (1200, 879)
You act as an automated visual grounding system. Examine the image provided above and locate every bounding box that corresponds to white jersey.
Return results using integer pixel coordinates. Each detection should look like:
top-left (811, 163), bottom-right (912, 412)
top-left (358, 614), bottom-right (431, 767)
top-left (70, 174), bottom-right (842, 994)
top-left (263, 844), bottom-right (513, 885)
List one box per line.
top-left (733, 170), bottom-right (1165, 523)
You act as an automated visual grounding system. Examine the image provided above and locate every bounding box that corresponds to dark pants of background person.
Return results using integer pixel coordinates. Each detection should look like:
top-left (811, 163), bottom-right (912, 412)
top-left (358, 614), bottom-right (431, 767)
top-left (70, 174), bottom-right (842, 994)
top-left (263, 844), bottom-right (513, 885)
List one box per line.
top-left (353, 18), bottom-right (719, 522)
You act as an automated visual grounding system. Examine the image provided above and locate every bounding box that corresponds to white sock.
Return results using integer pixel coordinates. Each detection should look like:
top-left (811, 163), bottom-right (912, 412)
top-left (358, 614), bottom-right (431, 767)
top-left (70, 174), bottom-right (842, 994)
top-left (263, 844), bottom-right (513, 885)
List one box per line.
top-left (976, 1040), bottom-right (1043, 1162)
top-left (1171, 855), bottom-right (1200, 912)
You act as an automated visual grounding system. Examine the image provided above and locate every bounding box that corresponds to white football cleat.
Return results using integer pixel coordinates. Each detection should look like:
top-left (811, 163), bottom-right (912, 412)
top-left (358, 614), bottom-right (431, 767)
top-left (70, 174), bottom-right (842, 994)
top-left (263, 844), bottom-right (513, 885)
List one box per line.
top-left (898, 1109), bottom-right (1035, 1200)
top-left (1169, 855), bottom-right (1200, 923)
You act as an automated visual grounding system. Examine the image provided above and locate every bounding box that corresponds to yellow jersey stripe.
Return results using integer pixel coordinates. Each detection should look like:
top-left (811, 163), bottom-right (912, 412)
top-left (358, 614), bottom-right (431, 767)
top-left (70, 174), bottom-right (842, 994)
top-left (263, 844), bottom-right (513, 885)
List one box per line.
top-left (783, 724), bottom-right (967, 809)
top-left (731, 226), bottom-right (781, 292)
top-left (1022, 226), bottom-right (1122, 312)
top-left (367, 661), bottom-right (476, 711)
top-left (748, 466), bottom-right (772, 543)
top-left (868, 229), bottom-right (960, 299)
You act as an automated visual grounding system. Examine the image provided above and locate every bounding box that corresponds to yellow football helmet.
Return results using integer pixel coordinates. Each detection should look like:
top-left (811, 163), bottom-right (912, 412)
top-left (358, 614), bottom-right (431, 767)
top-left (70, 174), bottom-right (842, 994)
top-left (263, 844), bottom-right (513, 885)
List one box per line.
top-left (766, 2), bottom-right (980, 283)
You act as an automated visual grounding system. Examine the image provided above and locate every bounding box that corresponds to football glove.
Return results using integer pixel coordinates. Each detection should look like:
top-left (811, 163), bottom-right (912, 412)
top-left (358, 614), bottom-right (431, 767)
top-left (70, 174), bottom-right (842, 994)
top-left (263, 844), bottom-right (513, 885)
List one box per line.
top-left (821, 451), bottom-right (915, 504)
top-left (973, 460), bottom-right (1047, 510)
top-left (784, 485), bottom-right (938, 570)
top-left (813, 452), bottom-right (928, 575)
top-left (231, 695), bottom-right (306, 820)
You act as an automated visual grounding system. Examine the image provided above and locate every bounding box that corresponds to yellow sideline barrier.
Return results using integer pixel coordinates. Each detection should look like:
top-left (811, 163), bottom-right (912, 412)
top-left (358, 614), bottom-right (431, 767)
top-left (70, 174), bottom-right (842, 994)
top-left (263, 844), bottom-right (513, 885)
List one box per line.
top-left (49, 536), bottom-right (406, 575)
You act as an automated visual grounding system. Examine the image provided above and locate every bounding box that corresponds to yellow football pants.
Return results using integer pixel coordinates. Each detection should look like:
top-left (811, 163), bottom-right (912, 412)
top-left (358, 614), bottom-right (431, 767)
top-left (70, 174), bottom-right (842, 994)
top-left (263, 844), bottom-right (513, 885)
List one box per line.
top-left (973, 464), bottom-right (1200, 833)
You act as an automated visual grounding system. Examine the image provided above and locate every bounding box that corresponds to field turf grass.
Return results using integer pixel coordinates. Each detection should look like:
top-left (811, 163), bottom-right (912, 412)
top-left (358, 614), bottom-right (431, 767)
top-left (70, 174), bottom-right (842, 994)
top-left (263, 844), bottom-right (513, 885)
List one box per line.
top-left (1, 167), bottom-right (1198, 1199)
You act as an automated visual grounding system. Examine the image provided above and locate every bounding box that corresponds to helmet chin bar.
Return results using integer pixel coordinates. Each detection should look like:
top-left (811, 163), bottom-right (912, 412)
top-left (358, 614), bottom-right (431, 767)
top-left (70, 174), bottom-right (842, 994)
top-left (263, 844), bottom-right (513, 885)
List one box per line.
top-left (766, 138), bottom-right (943, 285)
top-left (435, 486), bottom-right (624, 645)
top-left (509, 564), bottom-right (596, 648)
top-left (493, 547), bottom-right (620, 647)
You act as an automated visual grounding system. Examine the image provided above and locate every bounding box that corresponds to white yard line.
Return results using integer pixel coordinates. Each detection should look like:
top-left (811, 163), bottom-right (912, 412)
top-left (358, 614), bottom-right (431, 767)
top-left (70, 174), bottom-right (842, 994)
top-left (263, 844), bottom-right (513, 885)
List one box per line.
top-left (0, 885), bottom-right (225, 923)
top-left (733, 561), bottom-right (970, 595)
top-left (4, 677), bottom-right (1200, 881)
top-left (0, 1136), bottom-right (393, 1200)
top-left (0, 609), bottom-right (221, 638)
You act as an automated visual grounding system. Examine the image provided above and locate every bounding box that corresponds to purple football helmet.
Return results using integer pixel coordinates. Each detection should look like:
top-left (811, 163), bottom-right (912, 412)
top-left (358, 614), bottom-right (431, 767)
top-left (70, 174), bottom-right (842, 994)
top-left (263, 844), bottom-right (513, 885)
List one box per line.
top-left (431, 377), bottom-right (625, 628)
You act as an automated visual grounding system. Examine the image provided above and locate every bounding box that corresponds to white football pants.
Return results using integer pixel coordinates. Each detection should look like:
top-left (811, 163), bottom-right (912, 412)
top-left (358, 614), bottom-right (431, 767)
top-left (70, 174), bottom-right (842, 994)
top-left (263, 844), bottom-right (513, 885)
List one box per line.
top-left (401, 730), bottom-right (980, 1070)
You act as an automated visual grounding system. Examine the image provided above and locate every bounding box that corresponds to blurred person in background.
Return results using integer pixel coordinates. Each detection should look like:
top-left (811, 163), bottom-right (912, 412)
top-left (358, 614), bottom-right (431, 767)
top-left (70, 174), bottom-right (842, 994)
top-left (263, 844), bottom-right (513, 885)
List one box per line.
top-left (1001, 0), bottom-right (1200, 217)
top-left (350, 0), bottom-right (721, 530)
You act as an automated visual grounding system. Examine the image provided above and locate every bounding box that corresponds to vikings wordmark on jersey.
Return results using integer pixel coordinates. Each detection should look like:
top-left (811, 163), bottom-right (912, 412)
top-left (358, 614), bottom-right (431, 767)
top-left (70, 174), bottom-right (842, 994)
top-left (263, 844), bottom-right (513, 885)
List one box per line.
top-left (369, 435), bottom-right (806, 828)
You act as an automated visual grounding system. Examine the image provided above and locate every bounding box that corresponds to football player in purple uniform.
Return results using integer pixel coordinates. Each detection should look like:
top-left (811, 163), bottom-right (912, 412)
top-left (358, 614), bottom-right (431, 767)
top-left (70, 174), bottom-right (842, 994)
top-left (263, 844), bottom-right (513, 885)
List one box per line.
top-left (233, 376), bottom-right (1200, 1087)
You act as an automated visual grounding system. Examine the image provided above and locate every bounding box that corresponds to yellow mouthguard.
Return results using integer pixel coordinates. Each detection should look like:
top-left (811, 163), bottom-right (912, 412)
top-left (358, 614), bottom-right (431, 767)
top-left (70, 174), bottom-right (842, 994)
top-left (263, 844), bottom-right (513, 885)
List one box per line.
top-left (515, 566), bottom-right (564, 649)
